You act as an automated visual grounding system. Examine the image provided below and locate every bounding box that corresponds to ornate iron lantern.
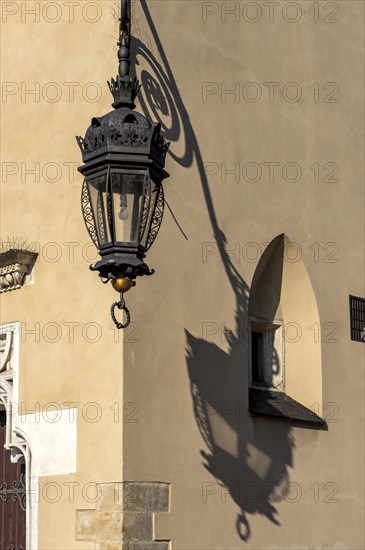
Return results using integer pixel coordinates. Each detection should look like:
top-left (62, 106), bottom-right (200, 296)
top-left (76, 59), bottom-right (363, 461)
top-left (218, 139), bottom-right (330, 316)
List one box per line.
top-left (77, 0), bottom-right (169, 328)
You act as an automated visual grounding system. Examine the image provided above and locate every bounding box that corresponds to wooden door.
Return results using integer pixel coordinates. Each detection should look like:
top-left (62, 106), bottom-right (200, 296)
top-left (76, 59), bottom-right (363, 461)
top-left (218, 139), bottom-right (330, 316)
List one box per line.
top-left (0, 410), bottom-right (26, 550)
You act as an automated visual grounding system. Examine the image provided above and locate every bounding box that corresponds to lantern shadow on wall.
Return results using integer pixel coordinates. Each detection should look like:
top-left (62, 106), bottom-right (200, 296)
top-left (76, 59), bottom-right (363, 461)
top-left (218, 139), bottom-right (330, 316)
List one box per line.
top-left (130, 0), bottom-right (296, 542)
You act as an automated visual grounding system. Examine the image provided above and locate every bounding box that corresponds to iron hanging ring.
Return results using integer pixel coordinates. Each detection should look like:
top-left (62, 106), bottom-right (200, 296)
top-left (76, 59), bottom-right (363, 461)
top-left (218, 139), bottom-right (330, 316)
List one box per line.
top-left (111, 298), bottom-right (131, 330)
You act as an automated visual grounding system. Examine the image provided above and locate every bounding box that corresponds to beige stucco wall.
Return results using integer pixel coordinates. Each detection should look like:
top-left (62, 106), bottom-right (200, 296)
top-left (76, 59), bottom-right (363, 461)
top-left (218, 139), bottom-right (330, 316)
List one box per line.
top-left (1, 1), bottom-right (364, 549)
top-left (1, 2), bottom-right (126, 548)
top-left (123, 1), bottom-right (364, 548)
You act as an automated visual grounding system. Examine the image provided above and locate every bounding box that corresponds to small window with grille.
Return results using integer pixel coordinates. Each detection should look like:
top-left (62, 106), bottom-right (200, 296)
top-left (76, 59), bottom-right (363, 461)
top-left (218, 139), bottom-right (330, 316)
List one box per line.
top-left (249, 317), bottom-right (284, 391)
top-left (349, 295), bottom-right (365, 343)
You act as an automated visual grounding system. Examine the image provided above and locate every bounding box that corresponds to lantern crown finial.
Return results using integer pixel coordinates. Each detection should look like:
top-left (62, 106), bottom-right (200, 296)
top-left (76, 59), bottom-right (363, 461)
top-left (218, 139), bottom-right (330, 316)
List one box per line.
top-left (108, 75), bottom-right (141, 110)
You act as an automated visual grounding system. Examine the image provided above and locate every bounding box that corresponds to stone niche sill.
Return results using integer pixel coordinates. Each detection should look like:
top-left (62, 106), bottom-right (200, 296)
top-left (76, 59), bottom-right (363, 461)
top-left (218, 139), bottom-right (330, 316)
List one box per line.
top-left (249, 388), bottom-right (327, 429)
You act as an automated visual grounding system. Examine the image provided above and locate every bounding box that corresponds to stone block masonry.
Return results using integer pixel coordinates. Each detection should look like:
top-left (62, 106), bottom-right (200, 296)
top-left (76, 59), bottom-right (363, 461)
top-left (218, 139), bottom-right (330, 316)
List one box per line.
top-left (76, 482), bottom-right (171, 549)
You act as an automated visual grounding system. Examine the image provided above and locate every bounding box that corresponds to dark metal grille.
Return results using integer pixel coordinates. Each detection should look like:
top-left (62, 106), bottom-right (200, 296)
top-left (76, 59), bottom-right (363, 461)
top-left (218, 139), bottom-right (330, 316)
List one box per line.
top-left (350, 295), bottom-right (365, 342)
top-left (0, 472), bottom-right (26, 511)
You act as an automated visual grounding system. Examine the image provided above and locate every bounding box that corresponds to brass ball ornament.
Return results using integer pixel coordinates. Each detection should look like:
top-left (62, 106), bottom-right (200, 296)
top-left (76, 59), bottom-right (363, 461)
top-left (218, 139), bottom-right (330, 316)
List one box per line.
top-left (111, 277), bottom-right (134, 293)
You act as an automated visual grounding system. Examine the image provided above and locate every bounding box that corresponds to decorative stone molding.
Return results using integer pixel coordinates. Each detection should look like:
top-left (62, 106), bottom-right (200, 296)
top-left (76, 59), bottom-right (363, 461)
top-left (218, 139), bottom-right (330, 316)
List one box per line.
top-left (0, 324), bottom-right (15, 373)
top-left (76, 482), bottom-right (171, 549)
top-left (0, 249), bottom-right (38, 293)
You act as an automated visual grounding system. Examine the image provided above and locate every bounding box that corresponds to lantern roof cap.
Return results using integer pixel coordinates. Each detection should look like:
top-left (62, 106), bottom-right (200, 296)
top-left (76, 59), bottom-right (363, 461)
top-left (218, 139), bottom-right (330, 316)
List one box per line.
top-left (90, 107), bottom-right (151, 131)
top-left (76, 105), bottom-right (169, 168)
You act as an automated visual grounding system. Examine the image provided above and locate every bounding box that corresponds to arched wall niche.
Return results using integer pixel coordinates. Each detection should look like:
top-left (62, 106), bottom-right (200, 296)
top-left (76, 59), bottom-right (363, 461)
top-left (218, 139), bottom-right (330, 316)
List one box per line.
top-left (248, 234), bottom-right (323, 415)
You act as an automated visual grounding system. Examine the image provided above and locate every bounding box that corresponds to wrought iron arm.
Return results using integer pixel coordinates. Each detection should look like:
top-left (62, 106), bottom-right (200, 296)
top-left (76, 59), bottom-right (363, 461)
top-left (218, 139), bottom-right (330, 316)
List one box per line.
top-left (120, 0), bottom-right (131, 43)
top-left (118, 0), bottom-right (132, 77)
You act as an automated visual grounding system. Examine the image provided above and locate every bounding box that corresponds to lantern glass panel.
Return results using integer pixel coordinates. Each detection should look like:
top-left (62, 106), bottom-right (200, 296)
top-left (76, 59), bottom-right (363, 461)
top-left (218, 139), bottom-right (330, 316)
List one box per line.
top-left (86, 171), bottom-right (112, 246)
top-left (110, 170), bottom-right (147, 244)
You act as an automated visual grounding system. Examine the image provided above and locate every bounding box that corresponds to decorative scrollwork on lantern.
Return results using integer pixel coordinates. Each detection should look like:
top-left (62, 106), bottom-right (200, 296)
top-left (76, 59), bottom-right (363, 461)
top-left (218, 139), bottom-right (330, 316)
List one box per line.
top-left (81, 180), bottom-right (98, 247)
top-left (139, 177), bottom-right (152, 243)
top-left (146, 184), bottom-right (164, 251)
top-left (96, 193), bottom-right (107, 244)
top-left (152, 131), bottom-right (170, 160)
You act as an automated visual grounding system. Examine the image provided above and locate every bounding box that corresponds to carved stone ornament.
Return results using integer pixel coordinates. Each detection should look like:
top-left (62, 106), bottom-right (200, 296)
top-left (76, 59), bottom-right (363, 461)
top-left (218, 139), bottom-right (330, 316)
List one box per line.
top-left (0, 250), bottom-right (38, 293)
